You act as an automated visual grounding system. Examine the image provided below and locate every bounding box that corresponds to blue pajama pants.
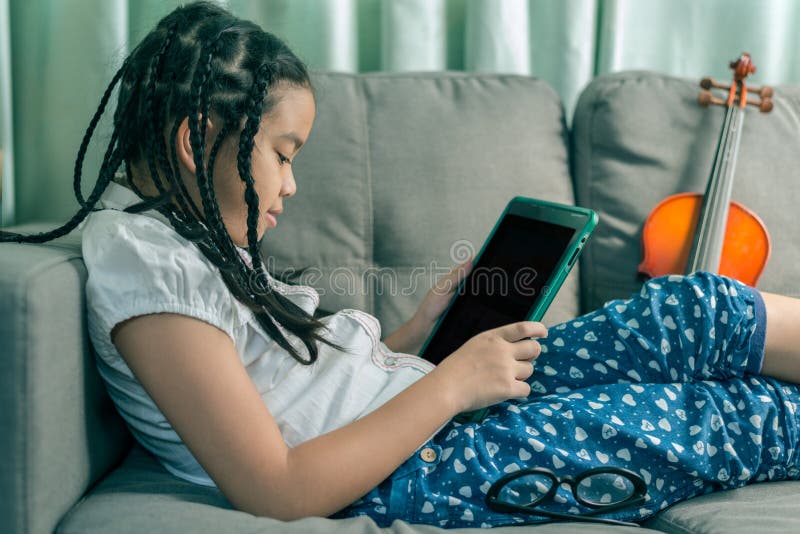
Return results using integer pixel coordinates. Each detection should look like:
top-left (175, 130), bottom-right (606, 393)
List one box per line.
top-left (329, 271), bottom-right (799, 529)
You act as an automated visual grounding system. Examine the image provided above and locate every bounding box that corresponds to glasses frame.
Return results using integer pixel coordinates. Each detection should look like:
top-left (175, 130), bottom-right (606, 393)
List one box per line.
top-left (485, 466), bottom-right (648, 528)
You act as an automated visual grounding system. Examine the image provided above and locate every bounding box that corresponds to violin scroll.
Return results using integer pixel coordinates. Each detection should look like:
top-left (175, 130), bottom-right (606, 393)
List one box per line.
top-left (730, 53), bottom-right (756, 81)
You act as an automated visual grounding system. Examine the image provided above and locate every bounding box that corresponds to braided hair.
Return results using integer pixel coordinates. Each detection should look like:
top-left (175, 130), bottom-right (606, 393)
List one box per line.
top-left (0, 1), bottom-right (350, 364)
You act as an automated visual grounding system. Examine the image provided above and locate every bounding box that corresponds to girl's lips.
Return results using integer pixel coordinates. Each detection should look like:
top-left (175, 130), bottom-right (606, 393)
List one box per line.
top-left (265, 212), bottom-right (278, 228)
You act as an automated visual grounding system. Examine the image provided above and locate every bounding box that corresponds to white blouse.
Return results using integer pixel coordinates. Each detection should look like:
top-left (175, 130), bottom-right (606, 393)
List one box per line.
top-left (79, 180), bottom-right (445, 487)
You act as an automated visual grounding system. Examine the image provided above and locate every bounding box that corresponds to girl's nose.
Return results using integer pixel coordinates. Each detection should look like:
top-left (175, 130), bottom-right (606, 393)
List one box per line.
top-left (281, 170), bottom-right (296, 197)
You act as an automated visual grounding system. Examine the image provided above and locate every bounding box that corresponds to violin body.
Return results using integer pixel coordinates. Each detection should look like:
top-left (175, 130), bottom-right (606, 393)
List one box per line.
top-left (639, 192), bottom-right (771, 286)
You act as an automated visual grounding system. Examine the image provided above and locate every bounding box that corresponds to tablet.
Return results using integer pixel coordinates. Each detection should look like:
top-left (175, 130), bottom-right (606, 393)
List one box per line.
top-left (418, 196), bottom-right (597, 421)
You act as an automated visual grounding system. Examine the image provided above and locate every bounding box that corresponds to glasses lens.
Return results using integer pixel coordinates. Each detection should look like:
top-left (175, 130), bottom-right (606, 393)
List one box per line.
top-left (498, 473), bottom-right (554, 507)
top-left (576, 473), bottom-right (635, 506)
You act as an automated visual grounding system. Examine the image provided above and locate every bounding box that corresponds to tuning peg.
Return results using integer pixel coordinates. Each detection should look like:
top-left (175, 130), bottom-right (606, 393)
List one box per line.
top-left (746, 97), bottom-right (773, 112)
top-left (700, 77), bottom-right (730, 91)
top-left (748, 84), bottom-right (774, 99)
top-left (698, 90), bottom-right (725, 107)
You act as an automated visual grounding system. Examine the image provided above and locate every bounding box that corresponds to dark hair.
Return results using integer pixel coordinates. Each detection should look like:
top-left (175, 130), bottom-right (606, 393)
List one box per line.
top-left (0, 1), bottom-right (350, 364)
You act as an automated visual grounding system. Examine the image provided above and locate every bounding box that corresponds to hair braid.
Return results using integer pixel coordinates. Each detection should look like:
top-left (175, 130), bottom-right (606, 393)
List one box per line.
top-left (123, 159), bottom-right (147, 197)
top-left (141, 25), bottom-right (176, 198)
top-left (0, 141), bottom-right (126, 244)
top-left (164, 117), bottom-right (204, 223)
top-left (227, 63), bottom-right (348, 363)
top-left (150, 24), bottom-right (208, 224)
top-left (0, 76), bottom-right (131, 244)
top-left (185, 114), bottom-right (244, 275)
top-left (134, 23), bottom-right (205, 228)
top-left (72, 61), bottom-right (127, 208)
top-left (187, 37), bottom-right (219, 224)
top-left (206, 121), bottom-right (232, 220)
top-left (187, 34), bottom-right (244, 261)
top-left (237, 63), bottom-right (272, 283)
top-left (183, 34), bottom-right (274, 295)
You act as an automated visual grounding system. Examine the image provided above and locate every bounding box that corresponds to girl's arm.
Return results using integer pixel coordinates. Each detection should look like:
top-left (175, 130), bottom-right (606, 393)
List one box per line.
top-left (112, 312), bottom-right (542, 520)
top-left (383, 258), bottom-right (474, 355)
top-left (381, 313), bottom-right (432, 355)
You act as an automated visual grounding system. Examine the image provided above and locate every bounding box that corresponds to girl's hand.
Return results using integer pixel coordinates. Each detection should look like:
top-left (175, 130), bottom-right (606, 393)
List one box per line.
top-left (382, 257), bottom-right (473, 355)
top-left (410, 257), bottom-right (474, 339)
top-left (430, 321), bottom-right (547, 413)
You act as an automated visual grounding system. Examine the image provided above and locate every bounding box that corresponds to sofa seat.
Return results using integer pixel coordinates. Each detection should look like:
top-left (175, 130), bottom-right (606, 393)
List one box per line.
top-left (58, 441), bottom-right (662, 534)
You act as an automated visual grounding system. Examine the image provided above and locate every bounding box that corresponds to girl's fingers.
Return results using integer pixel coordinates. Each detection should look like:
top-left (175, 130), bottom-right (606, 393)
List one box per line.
top-left (515, 359), bottom-right (536, 380)
top-left (495, 321), bottom-right (548, 343)
top-left (511, 339), bottom-right (542, 360)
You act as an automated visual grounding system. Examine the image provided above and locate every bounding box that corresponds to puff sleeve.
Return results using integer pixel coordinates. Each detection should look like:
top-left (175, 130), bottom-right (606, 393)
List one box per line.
top-left (82, 210), bottom-right (239, 377)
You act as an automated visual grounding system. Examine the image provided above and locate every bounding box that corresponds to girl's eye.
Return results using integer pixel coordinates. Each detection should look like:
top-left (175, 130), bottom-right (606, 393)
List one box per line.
top-left (277, 152), bottom-right (291, 166)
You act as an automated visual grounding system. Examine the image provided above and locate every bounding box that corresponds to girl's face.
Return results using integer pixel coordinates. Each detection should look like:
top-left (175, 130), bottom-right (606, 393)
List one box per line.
top-left (211, 82), bottom-right (316, 247)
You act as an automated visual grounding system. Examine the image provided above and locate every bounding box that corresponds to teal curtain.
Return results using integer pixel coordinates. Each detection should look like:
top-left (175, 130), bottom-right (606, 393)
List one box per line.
top-left (1, 0), bottom-right (798, 225)
top-left (0, 0), bottom-right (13, 225)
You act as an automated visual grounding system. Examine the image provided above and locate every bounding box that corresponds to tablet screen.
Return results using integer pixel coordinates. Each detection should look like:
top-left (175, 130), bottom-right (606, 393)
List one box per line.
top-left (421, 214), bottom-right (576, 365)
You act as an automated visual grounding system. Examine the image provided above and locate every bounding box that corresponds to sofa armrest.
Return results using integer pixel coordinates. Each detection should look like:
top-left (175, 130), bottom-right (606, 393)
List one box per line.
top-left (0, 223), bottom-right (131, 534)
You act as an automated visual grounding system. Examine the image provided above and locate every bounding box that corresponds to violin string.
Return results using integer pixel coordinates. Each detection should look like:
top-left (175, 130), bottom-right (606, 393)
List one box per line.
top-left (720, 106), bottom-right (746, 256)
top-left (691, 104), bottom-right (727, 271)
top-left (708, 104), bottom-right (737, 267)
top-left (710, 99), bottom-right (745, 269)
top-left (707, 102), bottom-right (738, 269)
top-left (691, 93), bottom-right (736, 272)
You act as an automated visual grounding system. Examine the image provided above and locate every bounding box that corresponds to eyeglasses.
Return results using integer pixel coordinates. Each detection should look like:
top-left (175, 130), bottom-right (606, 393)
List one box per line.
top-left (485, 466), bottom-right (647, 527)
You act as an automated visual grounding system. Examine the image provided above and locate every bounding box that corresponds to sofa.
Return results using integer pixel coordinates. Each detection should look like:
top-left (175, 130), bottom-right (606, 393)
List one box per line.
top-left (2, 70), bottom-right (799, 534)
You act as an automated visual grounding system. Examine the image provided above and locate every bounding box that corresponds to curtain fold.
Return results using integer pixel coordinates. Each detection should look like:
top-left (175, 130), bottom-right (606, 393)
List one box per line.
top-left (529, 0), bottom-right (597, 121)
top-left (382, 0), bottom-right (447, 71)
top-left (0, 0), bottom-right (15, 225)
top-left (2, 0), bottom-right (798, 225)
top-left (465, 0), bottom-right (530, 74)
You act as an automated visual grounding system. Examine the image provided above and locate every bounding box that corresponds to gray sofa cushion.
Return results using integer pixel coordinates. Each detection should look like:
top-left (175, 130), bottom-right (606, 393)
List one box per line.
top-left (571, 70), bottom-right (800, 313)
top-left (265, 71), bottom-right (581, 334)
top-left (0, 223), bottom-right (131, 534)
top-left (643, 480), bottom-right (800, 533)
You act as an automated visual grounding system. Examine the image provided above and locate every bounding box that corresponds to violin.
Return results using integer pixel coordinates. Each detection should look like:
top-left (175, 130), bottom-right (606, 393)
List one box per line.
top-left (638, 53), bottom-right (773, 287)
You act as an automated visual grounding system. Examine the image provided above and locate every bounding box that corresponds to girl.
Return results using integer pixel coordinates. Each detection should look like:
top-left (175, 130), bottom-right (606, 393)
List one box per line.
top-left (3, 1), bottom-right (800, 529)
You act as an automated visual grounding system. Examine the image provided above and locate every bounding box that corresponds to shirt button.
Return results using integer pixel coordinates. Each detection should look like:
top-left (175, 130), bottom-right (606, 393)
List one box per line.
top-left (384, 357), bottom-right (397, 366)
top-left (420, 447), bottom-right (437, 463)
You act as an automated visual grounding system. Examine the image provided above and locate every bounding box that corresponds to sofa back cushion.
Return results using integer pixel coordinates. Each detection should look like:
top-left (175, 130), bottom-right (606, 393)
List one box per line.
top-left (572, 71), bottom-right (800, 311)
top-left (263, 71), bottom-right (578, 335)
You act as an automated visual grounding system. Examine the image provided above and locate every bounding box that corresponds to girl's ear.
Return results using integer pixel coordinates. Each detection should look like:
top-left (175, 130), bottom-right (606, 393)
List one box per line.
top-left (175, 117), bottom-right (196, 174)
top-left (175, 115), bottom-right (214, 175)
